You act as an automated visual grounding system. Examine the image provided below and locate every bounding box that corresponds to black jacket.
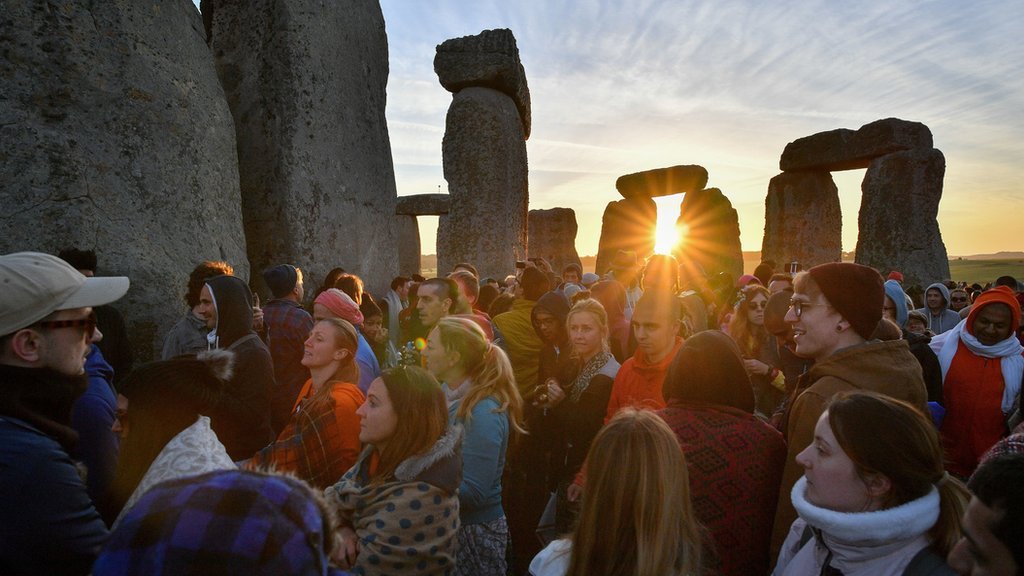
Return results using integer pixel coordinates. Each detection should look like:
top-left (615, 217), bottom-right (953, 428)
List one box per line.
top-left (205, 275), bottom-right (275, 460)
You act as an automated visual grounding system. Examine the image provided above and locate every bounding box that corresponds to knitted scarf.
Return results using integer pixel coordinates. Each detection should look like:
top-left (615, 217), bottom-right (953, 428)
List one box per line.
top-left (568, 351), bottom-right (614, 403)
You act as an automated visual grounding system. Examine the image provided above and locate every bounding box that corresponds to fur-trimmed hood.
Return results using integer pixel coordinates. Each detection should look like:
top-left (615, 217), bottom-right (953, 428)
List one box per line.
top-left (394, 423), bottom-right (463, 495)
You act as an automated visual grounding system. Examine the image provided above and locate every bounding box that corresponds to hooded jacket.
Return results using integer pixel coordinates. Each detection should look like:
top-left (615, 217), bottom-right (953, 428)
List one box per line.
top-left (531, 291), bottom-right (572, 385)
top-left (771, 340), bottom-right (928, 558)
top-left (605, 336), bottom-right (683, 422)
top-left (914, 283), bottom-right (961, 334)
top-left (205, 275), bottom-right (275, 460)
top-left (494, 298), bottom-right (543, 394)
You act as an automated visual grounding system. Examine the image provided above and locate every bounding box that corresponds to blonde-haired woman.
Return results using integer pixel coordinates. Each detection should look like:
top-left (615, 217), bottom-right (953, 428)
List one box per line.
top-left (727, 284), bottom-right (784, 417)
top-left (530, 408), bottom-right (703, 575)
top-left (423, 316), bottom-right (525, 575)
top-left (244, 317), bottom-right (364, 489)
top-left (535, 298), bottom-right (620, 533)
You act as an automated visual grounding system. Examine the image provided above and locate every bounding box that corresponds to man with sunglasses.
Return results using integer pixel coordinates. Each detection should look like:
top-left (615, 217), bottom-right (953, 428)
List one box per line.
top-left (769, 262), bottom-right (928, 560)
top-left (0, 252), bottom-right (129, 575)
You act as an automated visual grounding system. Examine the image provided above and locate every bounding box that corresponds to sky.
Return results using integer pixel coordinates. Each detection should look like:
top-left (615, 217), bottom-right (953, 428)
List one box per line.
top-left (377, 0), bottom-right (1024, 257)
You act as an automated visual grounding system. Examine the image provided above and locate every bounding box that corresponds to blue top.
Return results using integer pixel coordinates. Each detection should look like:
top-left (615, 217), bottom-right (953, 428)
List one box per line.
top-left (0, 415), bottom-right (108, 574)
top-left (443, 389), bottom-right (508, 525)
top-left (355, 332), bottom-right (381, 394)
top-left (70, 345), bottom-right (120, 505)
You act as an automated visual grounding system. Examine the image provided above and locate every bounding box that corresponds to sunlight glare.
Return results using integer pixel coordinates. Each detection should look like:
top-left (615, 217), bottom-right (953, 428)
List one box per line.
top-left (653, 195), bottom-right (685, 254)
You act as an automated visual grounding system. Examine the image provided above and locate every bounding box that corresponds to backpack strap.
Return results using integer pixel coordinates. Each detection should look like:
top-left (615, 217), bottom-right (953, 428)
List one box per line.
top-left (902, 546), bottom-right (956, 576)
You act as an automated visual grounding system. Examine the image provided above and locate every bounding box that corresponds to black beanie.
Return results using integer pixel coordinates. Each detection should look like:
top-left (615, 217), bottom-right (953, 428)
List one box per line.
top-left (263, 264), bottom-right (298, 298)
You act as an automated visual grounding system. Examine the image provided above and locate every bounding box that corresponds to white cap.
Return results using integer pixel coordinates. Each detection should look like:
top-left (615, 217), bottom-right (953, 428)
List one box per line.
top-left (0, 252), bottom-right (130, 336)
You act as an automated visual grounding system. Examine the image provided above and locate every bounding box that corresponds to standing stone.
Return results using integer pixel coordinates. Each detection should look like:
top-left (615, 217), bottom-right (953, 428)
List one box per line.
top-left (856, 149), bottom-right (949, 286)
top-left (395, 215), bottom-right (421, 277)
top-left (436, 87), bottom-right (528, 280)
top-left (206, 0), bottom-right (399, 295)
top-left (595, 197), bottom-right (657, 275)
top-left (528, 208), bottom-right (581, 274)
top-left (434, 28), bottom-right (531, 139)
top-left (0, 1), bottom-right (249, 361)
top-left (762, 172), bottom-right (843, 268)
top-left (675, 188), bottom-right (743, 281)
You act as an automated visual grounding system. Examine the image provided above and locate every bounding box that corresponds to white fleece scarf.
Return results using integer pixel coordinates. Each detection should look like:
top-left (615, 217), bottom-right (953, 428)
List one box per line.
top-left (791, 476), bottom-right (939, 546)
top-left (930, 318), bottom-right (1024, 413)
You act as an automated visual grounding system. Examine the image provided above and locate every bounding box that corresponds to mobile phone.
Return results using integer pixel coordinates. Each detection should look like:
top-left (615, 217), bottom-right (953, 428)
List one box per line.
top-left (515, 261), bottom-right (527, 269)
top-left (788, 261), bottom-right (800, 275)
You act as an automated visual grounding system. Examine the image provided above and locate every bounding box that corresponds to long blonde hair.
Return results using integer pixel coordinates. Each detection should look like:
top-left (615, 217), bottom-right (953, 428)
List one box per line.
top-left (566, 298), bottom-right (610, 358)
top-left (727, 284), bottom-right (770, 357)
top-left (567, 408), bottom-right (703, 576)
top-left (432, 317), bottom-right (526, 435)
top-left (311, 318), bottom-right (360, 403)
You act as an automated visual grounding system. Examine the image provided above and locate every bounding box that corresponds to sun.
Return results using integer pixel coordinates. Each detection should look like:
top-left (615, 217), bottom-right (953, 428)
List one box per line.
top-left (653, 196), bottom-right (687, 254)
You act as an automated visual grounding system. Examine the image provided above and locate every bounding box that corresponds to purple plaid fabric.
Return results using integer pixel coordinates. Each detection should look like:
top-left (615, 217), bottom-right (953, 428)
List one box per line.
top-left (263, 299), bottom-right (314, 428)
top-left (93, 470), bottom-right (350, 576)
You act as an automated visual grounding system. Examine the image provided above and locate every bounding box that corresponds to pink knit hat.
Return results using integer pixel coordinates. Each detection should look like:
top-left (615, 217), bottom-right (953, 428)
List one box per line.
top-left (314, 288), bottom-right (364, 326)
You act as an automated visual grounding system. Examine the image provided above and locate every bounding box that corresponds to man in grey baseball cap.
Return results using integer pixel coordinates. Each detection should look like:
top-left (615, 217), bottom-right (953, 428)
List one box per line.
top-left (0, 251), bottom-right (129, 575)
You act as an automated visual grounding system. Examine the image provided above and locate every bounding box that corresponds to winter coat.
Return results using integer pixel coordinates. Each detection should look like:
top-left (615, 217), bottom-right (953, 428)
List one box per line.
top-left (771, 340), bottom-right (928, 557)
top-left (205, 275), bottom-right (276, 460)
top-left (161, 311), bottom-right (210, 360)
top-left (327, 426), bottom-right (464, 576)
top-left (0, 364), bottom-right (108, 575)
top-left (70, 345), bottom-right (119, 506)
top-left (494, 298), bottom-right (544, 394)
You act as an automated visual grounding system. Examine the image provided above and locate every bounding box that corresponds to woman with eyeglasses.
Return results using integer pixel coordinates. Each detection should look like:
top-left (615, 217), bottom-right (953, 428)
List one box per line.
top-left (769, 262), bottom-right (930, 558)
top-left (727, 284), bottom-right (784, 418)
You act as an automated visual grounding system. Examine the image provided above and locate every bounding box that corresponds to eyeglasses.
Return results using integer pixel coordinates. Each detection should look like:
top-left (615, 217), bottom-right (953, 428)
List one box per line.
top-left (35, 313), bottom-right (97, 336)
top-left (748, 301), bottom-right (768, 311)
top-left (788, 299), bottom-right (827, 318)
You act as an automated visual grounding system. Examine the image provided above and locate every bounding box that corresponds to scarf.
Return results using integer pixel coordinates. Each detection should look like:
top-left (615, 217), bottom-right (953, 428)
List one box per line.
top-left (568, 351), bottom-right (614, 403)
top-left (791, 476), bottom-right (939, 546)
top-left (0, 363), bottom-right (88, 451)
top-left (931, 318), bottom-right (1024, 413)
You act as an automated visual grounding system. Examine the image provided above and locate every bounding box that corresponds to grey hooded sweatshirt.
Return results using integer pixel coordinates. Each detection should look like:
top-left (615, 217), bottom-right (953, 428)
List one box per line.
top-left (913, 282), bottom-right (962, 334)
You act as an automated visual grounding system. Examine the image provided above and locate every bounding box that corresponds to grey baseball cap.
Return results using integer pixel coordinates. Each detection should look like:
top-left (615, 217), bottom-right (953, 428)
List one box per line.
top-left (0, 252), bottom-right (130, 336)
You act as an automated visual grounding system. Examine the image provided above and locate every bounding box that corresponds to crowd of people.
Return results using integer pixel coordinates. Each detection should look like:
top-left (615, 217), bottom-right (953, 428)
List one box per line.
top-left (1, 247), bottom-right (1023, 575)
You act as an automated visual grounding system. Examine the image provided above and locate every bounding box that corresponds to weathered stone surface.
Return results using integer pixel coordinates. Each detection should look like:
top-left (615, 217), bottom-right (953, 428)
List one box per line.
top-left (675, 188), bottom-right (743, 281)
top-left (615, 165), bottom-right (709, 200)
top-left (0, 1), bottom-right (249, 361)
top-left (395, 215), bottom-right (421, 276)
top-left (434, 29), bottom-right (531, 139)
top-left (855, 149), bottom-right (949, 287)
top-left (761, 172), bottom-right (843, 268)
top-left (436, 87), bottom-right (528, 280)
top-left (206, 0), bottom-right (398, 296)
top-left (595, 197), bottom-right (657, 275)
top-left (781, 118), bottom-right (933, 172)
top-left (528, 208), bottom-right (582, 274)
top-left (396, 194), bottom-right (450, 216)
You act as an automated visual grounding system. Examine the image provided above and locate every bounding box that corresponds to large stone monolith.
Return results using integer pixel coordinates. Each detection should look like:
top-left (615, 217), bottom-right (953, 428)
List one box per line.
top-left (595, 198), bottom-right (657, 275)
top-left (435, 86), bottom-right (528, 280)
top-left (395, 216), bottom-right (421, 277)
top-left (780, 118), bottom-right (933, 172)
top-left (0, 1), bottom-right (249, 361)
top-left (761, 172), bottom-right (843, 268)
top-left (855, 149), bottom-right (949, 286)
top-left (528, 208), bottom-right (582, 274)
top-left (206, 0), bottom-right (399, 295)
top-left (616, 165), bottom-right (709, 200)
top-left (675, 188), bottom-right (743, 281)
